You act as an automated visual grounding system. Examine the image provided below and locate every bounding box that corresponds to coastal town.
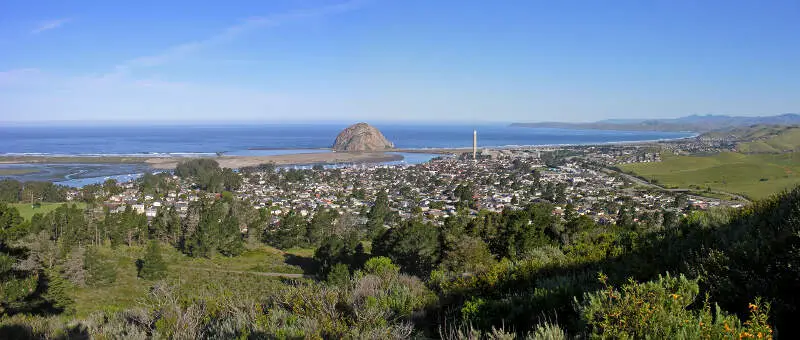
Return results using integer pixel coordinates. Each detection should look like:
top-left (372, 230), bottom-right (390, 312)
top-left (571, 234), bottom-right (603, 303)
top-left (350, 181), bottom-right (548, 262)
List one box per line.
top-left (3, 1), bottom-right (799, 336)
top-left (67, 142), bottom-right (743, 231)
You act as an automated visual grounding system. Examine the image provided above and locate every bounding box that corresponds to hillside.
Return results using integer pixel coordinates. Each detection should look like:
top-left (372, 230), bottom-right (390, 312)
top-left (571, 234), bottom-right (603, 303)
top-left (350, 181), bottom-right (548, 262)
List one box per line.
top-left (7, 184), bottom-right (800, 337)
top-left (511, 113), bottom-right (800, 132)
top-left (620, 151), bottom-right (800, 199)
top-left (700, 125), bottom-right (800, 153)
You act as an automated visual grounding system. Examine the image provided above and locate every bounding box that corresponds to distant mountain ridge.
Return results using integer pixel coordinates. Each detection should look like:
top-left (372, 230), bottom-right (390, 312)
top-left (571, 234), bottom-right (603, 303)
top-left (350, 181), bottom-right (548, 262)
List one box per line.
top-left (511, 113), bottom-right (800, 132)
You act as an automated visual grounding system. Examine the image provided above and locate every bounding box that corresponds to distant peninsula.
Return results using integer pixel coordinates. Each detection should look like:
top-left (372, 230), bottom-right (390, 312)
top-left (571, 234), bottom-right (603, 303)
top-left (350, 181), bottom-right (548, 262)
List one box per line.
top-left (511, 113), bottom-right (800, 132)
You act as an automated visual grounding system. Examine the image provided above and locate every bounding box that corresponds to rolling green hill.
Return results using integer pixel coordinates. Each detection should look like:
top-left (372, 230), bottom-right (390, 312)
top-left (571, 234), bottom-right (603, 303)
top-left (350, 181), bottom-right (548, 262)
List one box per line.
top-left (700, 125), bottom-right (800, 153)
top-left (620, 152), bottom-right (800, 199)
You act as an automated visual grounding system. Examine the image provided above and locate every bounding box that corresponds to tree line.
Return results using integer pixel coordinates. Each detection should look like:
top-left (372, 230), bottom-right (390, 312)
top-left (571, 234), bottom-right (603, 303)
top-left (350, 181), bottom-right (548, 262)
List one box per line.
top-left (0, 179), bottom-right (67, 203)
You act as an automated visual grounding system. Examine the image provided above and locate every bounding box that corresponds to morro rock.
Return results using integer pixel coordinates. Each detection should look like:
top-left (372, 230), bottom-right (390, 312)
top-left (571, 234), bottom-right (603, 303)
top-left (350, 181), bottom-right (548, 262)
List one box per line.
top-left (332, 123), bottom-right (394, 152)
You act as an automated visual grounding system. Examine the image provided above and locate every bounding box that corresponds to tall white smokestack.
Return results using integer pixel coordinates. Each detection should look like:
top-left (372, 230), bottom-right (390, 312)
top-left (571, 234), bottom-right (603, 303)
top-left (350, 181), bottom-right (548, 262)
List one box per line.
top-left (473, 130), bottom-right (477, 161)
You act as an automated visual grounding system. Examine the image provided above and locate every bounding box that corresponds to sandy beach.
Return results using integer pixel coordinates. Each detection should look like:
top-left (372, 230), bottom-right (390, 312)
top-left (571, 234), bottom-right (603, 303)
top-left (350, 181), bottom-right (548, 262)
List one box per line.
top-left (145, 152), bottom-right (404, 170)
top-left (0, 152), bottom-right (407, 170)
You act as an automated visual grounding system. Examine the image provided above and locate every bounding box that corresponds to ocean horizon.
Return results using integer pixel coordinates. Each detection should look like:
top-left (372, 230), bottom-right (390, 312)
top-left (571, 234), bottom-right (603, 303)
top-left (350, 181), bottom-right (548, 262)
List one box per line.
top-left (0, 124), bottom-right (693, 156)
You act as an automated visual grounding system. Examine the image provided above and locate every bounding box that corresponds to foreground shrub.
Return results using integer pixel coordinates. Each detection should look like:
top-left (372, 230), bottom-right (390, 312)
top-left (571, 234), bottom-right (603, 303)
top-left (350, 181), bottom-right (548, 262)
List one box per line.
top-left (363, 256), bottom-right (400, 277)
top-left (438, 322), bottom-right (567, 340)
top-left (578, 273), bottom-right (773, 339)
top-left (0, 270), bottom-right (437, 338)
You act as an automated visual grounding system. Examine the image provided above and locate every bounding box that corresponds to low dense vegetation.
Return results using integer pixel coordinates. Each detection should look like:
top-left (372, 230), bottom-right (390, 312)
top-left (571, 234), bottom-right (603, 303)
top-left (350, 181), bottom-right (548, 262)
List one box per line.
top-left (1, 164), bottom-right (799, 338)
top-left (175, 159), bottom-right (241, 192)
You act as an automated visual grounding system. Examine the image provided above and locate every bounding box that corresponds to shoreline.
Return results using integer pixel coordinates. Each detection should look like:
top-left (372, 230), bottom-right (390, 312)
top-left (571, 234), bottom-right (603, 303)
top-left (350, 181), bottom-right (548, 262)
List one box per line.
top-left (0, 135), bottom-right (698, 169)
top-left (394, 134), bottom-right (698, 153)
top-left (145, 152), bottom-right (404, 170)
top-left (0, 156), bottom-right (151, 165)
top-left (0, 152), bottom-right (406, 170)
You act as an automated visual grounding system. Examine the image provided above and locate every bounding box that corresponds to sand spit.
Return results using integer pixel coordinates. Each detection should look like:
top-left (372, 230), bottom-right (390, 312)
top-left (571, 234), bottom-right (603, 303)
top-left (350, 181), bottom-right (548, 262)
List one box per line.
top-left (145, 152), bottom-right (404, 170)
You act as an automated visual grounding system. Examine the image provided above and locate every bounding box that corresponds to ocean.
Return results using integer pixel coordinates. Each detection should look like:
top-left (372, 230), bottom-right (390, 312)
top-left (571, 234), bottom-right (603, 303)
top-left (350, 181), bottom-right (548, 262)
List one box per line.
top-left (0, 124), bottom-right (693, 186)
top-left (0, 124), bottom-right (692, 155)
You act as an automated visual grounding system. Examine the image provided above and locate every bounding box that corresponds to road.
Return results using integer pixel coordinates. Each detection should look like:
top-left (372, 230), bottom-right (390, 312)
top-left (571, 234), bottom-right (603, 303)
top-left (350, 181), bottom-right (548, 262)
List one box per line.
top-left (603, 167), bottom-right (751, 204)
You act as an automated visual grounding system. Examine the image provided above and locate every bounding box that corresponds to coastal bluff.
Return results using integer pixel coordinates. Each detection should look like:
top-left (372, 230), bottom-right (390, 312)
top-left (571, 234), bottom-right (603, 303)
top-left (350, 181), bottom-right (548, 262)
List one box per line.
top-left (332, 123), bottom-right (394, 152)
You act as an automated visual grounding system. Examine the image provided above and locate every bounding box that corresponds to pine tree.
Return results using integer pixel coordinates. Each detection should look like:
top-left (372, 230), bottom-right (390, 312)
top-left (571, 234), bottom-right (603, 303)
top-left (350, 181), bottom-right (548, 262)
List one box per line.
top-left (186, 201), bottom-right (224, 257)
top-left (0, 203), bottom-right (39, 315)
top-left (138, 241), bottom-right (167, 280)
top-left (270, 211), bottom-right (306, 249)
top-left (306, 207), bottom-right (335, 245)
top-left (366, 191), bottom-right (390, 237)
top-left (42, 269), bottom-right (74, 314)
top-left (247, 208), bottom-right (269, 246)
top-left (217, 215), bottom-right (244, 256)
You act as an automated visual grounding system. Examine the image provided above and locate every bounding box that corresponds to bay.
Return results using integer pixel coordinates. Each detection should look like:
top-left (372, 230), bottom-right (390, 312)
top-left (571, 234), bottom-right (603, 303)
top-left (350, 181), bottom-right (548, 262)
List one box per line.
top-left (0, 124), bottom-right (693, 186)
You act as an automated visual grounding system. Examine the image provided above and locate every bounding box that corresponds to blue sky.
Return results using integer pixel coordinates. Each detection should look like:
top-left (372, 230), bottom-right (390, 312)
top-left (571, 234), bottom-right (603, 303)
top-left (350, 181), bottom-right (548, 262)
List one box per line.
top-left (1, 0), bottom-right (798, 123)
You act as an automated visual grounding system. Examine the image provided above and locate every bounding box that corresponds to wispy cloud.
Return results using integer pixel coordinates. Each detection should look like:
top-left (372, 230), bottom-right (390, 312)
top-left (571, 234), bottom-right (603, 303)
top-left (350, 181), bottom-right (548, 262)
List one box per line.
top-left (31, 18), bottom-right (71, 34)
top-left (1, 1), bottom-right (375, 122)
top-left (0, 68), bottom-right (42, 87)
top-left (109, 0), bottom-right (368, 76)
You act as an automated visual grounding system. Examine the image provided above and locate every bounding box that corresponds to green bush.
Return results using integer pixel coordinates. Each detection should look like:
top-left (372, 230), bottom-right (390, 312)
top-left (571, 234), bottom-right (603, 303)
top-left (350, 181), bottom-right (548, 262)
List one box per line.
top-left (363, 256), bottom-right (399, 277)
top-left (578, 273), bottom-right (773, 339)
top-left (326, 263), bottom-right (350, 285)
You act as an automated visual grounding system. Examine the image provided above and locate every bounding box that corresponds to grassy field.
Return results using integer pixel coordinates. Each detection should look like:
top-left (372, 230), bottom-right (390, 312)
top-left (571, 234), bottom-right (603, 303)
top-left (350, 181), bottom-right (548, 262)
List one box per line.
top-left (620, 152), bottom-right (800, 199)
top-left (176, 245), bottom-right (307, 274)
top-left (10, 202), bottom-right (87, 220)
top-left (72, 245), bottom-right (315, 317)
